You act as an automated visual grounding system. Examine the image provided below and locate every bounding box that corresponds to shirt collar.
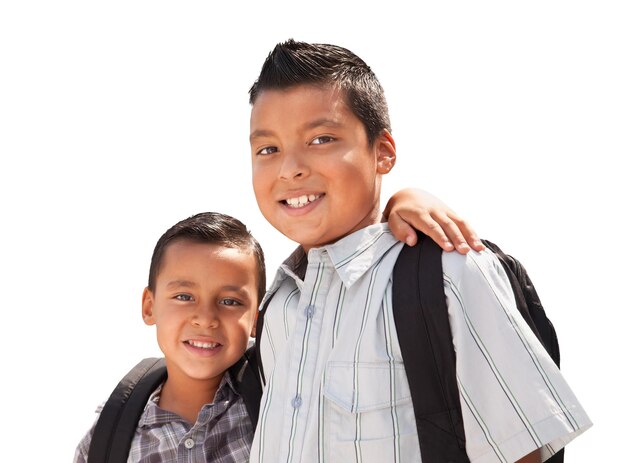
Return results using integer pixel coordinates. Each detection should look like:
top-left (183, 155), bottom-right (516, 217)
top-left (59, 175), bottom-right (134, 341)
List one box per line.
top-left (323, 223), bottom-right (399, 287)
top-left (262, 223), bottom-right (399, 298)
top-left (137, 370), bottom-right (239, 427)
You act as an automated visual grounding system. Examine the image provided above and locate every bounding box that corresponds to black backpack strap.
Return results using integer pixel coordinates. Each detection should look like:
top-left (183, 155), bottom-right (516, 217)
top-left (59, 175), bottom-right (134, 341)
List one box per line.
top-left (88, 357), bottom-right (167, 463)
top-left (229, 346), bottom-right (264, 428)
top-left (393, 237), bottom-right (469, 463)
top-left (254, 292), bottom-right (275, 386)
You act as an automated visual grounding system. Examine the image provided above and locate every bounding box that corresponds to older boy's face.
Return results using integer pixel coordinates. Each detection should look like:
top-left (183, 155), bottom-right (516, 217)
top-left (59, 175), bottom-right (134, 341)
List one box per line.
top-left (250, 85), bottom-right (395, 251)
top-left (141, 240), bottom-right (258, 389)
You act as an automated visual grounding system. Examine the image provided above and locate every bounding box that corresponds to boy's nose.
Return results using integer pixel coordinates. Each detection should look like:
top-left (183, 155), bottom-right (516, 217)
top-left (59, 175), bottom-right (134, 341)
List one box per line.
top-left (279, 150), bottom-right (310, 180)
top-left (191, 306), bottom-right (219, 329)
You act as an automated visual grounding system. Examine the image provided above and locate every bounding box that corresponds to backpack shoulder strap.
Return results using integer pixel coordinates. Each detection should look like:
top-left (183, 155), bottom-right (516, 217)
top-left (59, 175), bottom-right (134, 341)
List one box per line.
top-left (229, 345), bottom-right (264, 428)
top-left (254, 292), bottom-right (275, 386)
top-left (392, 237), bottom-right (469, 462)
top-left (88, 357), bottom-right (167, 463)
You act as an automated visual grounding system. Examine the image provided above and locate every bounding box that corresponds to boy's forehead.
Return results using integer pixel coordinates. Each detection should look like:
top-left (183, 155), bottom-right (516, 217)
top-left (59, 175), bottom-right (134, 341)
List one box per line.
top-left (160, 240), bottom-right (255, 269)
top-left (251, 83), bottom-right (345, 109)
top-left (249, 84), bottom-right (353, 135)
top-left (156, 240), bottom-right (259, 288)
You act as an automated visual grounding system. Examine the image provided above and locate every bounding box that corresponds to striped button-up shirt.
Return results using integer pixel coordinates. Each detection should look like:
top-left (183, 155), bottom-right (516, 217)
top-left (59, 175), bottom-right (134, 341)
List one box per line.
top-left (75, 371), bottom-right (253, 463)
top-left (251, 223), bottom-right (591, 463)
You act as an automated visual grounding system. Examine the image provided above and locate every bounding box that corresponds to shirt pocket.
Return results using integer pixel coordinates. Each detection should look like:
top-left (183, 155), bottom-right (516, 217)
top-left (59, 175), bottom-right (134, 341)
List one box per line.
top-left (323, 361), bottom-right (417, 445)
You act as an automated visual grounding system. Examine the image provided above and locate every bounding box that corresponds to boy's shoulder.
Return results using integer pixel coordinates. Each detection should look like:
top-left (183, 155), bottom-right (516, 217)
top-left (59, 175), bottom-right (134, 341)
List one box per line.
top-left (394, 239), bottom-right (514, 318)
top-left (84, 347), bottom-right (261, 462)
top-left (394, 236), bottom-right (504, 289)
top-left (441, 247), bottom-right (503, 284)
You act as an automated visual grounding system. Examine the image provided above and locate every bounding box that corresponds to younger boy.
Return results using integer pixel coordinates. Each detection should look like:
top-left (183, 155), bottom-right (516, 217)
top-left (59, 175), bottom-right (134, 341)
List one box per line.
top-left (74, 212), bottom-right (265, 462)
top-left (248, 40), bottom-right (592, 463)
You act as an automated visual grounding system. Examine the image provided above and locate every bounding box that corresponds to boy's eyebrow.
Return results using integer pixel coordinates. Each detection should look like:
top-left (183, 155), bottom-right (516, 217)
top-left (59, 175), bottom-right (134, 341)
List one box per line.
top-left (165, 280), bottom-right (197, 289)
top-left (249, 129), bottom-right (274, 142)
top-left (249, 118), bottom-right (343, 142)
top-left (305, 117), bottom-right (342, 130)
top-left (220, 285), bottom-right (250, 294)
top-left (165, 280), bottom-right (250, 295)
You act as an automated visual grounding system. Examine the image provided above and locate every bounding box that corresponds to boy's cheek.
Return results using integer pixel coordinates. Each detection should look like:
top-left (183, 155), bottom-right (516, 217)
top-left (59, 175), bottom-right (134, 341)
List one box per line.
top-left (242, 311), bottom-right (258, 339)
top-left (247, 311), bottom-right (258, 338)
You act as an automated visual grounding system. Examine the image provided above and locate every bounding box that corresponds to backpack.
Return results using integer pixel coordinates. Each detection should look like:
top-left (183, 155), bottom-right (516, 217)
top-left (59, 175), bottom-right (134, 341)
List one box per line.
top-left (392, 234), bottom-right (562, 463)
top-left (86, 346), bottom-right (262, 463)
top-left (254, 235), bottom-right (562, 463)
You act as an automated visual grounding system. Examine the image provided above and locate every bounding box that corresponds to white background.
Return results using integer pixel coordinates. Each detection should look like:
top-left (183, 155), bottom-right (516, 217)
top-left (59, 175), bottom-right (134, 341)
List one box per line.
top-left (1, 1), bottom-right (623, 461)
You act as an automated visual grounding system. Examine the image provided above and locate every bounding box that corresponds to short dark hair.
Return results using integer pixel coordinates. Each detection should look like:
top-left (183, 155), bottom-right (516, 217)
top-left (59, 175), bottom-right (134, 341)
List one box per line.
top-left (147, 212), bottom-right (266, 304)
top-left (249, 39), bottom-right (391, 146)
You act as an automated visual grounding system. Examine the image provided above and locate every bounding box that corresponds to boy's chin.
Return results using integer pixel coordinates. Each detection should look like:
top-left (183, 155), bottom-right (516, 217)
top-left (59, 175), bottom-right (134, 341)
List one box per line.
top-left (287, 232), bottom-right (341, 252)
top-left (274, 218), bottom-right (350, 251)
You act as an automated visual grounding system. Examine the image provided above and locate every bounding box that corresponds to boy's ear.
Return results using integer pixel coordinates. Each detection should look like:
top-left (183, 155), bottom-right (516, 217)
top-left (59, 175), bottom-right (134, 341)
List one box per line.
top-left (141, 287), bottom-right (156, 326)
top-left (375, 129), bottom-right (396, 175)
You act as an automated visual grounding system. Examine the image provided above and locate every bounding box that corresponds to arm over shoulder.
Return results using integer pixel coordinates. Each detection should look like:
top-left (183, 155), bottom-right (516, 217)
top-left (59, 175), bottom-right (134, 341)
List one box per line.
top-left (442, 249), bottom-right (592, 463)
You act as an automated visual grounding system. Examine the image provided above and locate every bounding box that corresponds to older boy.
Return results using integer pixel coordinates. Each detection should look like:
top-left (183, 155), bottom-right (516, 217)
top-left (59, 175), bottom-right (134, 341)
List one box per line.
top-left (248, 40), bottom-right (591, 463)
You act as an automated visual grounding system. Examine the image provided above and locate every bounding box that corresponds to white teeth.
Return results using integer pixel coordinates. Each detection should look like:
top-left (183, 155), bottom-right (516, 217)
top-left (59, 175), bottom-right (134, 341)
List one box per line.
top-left (285, 194), bottom-right (321, 208)
top-left (188, 340), bottom-right (219, 349)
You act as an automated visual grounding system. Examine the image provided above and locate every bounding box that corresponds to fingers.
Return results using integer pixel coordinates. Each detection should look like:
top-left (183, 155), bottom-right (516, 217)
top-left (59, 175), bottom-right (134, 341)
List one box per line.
top-left (441, 211), bottom-right (485, 253)
top-left (386, 213), bottom-right (420, 247)
top-left (387, 209), bottom-right (484, 254)
top-left (441, 212), bottom-right (485, 254)
top-left (387, 210), bottom-right (456, 251)
top-left (382, 187), bottom-right (484, 253)
top-left (413, 214), bottom-right (460, 252)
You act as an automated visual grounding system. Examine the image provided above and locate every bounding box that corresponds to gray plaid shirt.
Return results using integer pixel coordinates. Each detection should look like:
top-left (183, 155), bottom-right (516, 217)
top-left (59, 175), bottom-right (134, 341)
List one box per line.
top-left (74, 371), bottom-right (253, 463)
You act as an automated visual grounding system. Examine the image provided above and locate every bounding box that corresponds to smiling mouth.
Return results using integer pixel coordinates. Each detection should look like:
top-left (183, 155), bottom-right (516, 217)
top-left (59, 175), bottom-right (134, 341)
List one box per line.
top-left (184, 340), bottom-right (221, 350)
top-left (282, 194), bottom-right (323, 208)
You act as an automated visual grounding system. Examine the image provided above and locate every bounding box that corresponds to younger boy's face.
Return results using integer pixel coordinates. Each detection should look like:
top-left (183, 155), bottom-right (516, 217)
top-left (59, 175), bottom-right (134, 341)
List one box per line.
top-left (250, 84), bottom-right (396, 251)
top-left (142, 240), bottom-right (258, 388)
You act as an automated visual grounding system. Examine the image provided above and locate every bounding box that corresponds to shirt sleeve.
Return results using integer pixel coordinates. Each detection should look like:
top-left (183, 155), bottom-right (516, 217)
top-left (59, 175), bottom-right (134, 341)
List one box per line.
top-left (442, 249), bottom-right (591, 463)
top-left (73, 406), bottom-right (102, 463)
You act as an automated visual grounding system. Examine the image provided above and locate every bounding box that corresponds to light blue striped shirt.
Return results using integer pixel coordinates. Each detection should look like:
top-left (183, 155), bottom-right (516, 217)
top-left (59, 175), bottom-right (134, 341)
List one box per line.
top-left (251, 223), bottom-right (591, 463)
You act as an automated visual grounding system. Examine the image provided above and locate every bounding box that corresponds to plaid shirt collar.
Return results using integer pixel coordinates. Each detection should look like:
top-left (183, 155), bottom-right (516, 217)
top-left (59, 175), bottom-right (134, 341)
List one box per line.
top-left (138, 371), bottom-right (239, 428)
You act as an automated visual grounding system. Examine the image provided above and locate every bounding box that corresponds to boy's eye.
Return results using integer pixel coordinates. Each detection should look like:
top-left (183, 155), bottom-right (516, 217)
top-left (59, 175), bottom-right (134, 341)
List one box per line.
top-left (310, 135), bottom-right (335, 145)
top-left (175, 294), bottom-right (194, 302)
top-left (257, 146), bottom-right (278, 155)
top-left (220, 298), bottom-right (243, 307)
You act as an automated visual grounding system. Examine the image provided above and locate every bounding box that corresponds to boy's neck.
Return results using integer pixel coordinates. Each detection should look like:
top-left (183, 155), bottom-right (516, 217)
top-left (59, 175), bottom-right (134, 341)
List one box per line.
top-left (301, 209), bottom-right (384, 253)
top-left (159, 371), bottom-right (224, 424)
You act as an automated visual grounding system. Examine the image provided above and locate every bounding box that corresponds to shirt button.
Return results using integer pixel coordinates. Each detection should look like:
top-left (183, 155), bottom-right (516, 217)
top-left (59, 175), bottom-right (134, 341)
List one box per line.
top-left (291, 395), bottom-right (302, 408)
top-left (184, 438), bottom-right (195, 449)
top-left (305, 305), bottom-right (315, 319)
